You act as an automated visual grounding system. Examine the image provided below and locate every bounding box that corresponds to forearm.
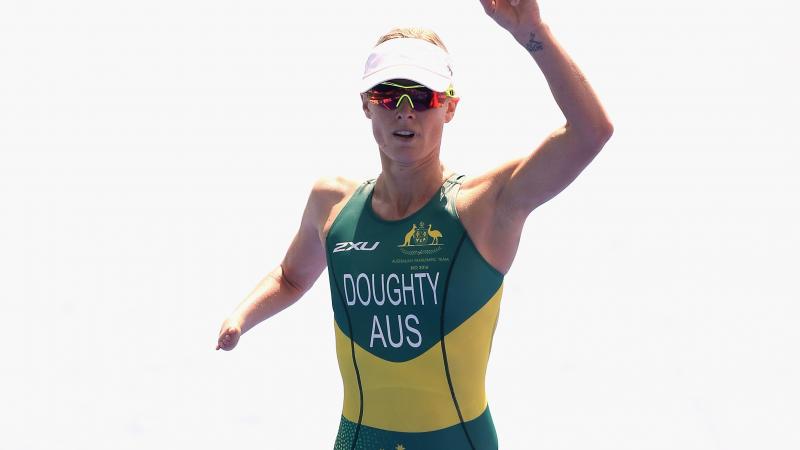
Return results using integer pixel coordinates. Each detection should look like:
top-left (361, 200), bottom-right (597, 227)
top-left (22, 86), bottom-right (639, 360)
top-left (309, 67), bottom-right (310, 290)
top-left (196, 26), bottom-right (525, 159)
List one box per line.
top-left (227, 265), bottom-right (304, 335)
top-left (511, 21), bottom-right (613, 140)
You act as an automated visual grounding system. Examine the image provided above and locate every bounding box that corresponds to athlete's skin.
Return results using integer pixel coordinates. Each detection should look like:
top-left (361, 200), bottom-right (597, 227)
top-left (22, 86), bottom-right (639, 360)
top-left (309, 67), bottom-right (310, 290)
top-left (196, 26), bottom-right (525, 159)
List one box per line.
top-left (217, 0), bottom-right (612, 355)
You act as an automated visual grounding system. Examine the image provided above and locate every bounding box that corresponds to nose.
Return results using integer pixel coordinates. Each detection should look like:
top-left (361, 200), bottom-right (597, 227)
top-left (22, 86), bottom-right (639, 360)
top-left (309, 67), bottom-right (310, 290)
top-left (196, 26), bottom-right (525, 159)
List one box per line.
top-left (395, 96), bottom-right (416, 118)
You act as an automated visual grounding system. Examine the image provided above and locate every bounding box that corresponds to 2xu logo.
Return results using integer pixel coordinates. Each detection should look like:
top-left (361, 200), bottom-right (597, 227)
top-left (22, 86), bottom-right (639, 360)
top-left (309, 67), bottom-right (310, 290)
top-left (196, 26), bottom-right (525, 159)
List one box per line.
top-left (333, 241), bottom-right (380, 253)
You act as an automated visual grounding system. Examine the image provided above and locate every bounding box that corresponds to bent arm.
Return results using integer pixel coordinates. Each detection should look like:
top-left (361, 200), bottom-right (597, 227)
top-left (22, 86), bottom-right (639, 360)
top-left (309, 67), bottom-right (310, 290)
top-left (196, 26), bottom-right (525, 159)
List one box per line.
top-left (225, 179), bottom-right (330, 335)
top-left (493, 21), bottom-right (614, 222)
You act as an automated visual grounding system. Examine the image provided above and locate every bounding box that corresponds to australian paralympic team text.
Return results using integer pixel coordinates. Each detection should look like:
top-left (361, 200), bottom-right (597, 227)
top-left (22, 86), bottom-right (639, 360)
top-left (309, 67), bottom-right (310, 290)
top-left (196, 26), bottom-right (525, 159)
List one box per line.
top-left (342, 272), bottom-right (440, 349)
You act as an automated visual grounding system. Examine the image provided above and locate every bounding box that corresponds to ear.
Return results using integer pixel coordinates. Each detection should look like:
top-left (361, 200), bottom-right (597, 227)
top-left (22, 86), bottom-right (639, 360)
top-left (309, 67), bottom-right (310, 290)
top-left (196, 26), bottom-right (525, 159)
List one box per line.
top-left (361, 94), bottom-right (372, 119)
top-left (444, 97), bottom-right (459, 123)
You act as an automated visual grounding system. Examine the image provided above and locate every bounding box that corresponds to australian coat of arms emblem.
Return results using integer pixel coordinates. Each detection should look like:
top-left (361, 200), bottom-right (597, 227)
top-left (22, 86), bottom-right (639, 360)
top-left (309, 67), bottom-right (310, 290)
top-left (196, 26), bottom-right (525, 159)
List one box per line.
top-left (398, 221), bottom-right (444, 255)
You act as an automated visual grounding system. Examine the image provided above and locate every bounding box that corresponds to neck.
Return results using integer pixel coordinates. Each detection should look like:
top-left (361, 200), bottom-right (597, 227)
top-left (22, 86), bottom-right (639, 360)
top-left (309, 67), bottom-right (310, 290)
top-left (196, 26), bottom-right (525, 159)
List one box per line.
top-left (373, 151), bottom-right (453, 218)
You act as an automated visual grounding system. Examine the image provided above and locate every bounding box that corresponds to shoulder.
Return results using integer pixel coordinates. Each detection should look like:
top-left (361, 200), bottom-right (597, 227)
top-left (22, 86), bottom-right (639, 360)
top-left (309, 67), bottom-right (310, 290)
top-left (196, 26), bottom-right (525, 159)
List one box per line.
top-left (310, 176), bottom-right (362, 207)
top-left (311, 176), bottom-right (359, 198)
top-left (309, 176), bottom-right (363, 240)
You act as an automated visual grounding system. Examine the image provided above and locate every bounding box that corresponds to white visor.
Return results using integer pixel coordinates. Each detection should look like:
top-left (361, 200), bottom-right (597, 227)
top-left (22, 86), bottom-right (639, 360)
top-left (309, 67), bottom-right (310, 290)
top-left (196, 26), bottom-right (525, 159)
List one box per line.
top-left (360, 37), bottom-right (454, 93)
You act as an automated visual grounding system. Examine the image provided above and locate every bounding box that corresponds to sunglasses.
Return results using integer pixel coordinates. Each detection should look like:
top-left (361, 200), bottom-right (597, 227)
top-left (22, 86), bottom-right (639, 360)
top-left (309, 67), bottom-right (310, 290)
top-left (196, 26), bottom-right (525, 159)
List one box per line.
top-left (365, 81), bottom-right (458, 111)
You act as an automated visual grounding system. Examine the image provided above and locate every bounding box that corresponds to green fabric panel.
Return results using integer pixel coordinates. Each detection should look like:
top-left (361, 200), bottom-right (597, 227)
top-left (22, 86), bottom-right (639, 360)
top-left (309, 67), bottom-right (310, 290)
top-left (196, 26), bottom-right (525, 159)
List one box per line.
top-left (333, 404), bottom-right (499, 450)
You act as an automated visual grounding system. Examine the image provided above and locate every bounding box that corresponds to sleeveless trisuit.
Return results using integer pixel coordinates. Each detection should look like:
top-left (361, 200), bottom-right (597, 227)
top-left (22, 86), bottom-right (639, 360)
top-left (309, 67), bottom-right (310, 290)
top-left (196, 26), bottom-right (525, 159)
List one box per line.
top-left (325, 173), bottom-right (505, 450)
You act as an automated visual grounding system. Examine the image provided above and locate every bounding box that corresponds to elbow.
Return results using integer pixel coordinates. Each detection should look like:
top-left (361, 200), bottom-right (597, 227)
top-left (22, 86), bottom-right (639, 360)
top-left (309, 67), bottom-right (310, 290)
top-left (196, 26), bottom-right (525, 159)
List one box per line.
top-left (590, 122), bottom-right (614, 150)
top-left (602, 121), bottom-right (614, 137)
top-left (276, 263), bottom-right (308, 295)
top-left (595, 121), bottom-right (614, 144)
top-left (567, 120), bottom-right (614, 147)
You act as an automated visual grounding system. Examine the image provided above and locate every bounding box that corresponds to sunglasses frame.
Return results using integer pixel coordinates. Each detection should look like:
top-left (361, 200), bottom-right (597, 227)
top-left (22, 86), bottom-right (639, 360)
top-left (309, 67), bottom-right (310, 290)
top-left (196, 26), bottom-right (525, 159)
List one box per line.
top-left (364, 81), bottom-right (458, 111)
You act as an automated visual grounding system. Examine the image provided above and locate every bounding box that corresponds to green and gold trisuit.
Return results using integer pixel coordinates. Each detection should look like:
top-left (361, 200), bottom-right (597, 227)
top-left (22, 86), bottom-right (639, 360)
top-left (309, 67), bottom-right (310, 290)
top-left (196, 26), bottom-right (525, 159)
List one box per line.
top-left (325, 173), bottom-right (504, 450)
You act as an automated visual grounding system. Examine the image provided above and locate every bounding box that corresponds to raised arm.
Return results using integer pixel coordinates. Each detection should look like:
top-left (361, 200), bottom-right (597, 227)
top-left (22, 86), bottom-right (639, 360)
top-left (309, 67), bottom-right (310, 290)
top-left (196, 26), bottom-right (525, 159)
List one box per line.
top-left (479, 0), bottom-right (613, 222)
top-left (216, 178), bottom-right (331, 350)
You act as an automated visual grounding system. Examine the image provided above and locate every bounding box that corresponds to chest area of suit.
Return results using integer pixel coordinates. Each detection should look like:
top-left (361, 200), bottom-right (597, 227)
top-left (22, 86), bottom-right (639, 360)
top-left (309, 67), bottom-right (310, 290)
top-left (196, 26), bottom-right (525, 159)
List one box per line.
top-left (326, 196), bottom-right (468, 356)
top-left (327, 205), bottom-right (464, 282)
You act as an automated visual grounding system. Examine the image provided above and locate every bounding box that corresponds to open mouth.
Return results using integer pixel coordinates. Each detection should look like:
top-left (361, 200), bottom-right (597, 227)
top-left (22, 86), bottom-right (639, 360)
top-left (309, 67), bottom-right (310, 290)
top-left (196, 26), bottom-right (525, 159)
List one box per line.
top-left (393, 131), bottom-right (416, 139)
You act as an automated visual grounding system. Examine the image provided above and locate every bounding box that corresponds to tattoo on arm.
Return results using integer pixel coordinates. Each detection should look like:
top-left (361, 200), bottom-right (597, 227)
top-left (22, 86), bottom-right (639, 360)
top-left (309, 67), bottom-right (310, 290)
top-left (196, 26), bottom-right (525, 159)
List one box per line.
top-left (524, 32), bottom-right (544, 53)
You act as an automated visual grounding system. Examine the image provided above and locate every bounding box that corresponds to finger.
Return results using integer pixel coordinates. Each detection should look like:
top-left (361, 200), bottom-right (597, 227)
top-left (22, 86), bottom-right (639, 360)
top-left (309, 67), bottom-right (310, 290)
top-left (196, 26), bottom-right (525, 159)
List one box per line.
top-left (478, 0), bottom-right (496, 15)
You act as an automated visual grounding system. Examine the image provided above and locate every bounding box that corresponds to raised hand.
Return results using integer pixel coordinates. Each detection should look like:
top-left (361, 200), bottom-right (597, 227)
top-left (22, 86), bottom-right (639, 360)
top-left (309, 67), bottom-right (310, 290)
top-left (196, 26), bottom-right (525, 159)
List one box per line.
top-left (479, 0), bottom-right (543, 42)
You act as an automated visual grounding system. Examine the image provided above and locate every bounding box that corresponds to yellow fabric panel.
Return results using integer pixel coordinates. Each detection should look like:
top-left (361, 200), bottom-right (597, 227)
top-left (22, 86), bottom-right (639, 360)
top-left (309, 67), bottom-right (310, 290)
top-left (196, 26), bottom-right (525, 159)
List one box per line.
top-left (446, 283), bottom-right (503, 418)
top-left (333, 283), bottom-right (504, 432)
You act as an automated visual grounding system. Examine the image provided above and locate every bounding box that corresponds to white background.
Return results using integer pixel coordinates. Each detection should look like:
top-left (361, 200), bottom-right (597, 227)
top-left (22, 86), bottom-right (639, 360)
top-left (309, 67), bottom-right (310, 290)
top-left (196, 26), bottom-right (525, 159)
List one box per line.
top-left (2, 0), bottom-right (798, 449)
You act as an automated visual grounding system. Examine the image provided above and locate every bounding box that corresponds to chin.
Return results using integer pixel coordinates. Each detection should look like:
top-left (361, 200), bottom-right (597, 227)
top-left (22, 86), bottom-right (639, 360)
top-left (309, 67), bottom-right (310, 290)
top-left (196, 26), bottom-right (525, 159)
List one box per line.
top-left (380, 146), bottom-right (422, 160)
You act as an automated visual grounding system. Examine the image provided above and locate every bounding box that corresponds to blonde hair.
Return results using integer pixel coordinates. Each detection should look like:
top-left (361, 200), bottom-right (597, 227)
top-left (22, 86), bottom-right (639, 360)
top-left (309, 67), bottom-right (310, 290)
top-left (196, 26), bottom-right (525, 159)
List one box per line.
top-left (375, 27), bottom-right (449, 53)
